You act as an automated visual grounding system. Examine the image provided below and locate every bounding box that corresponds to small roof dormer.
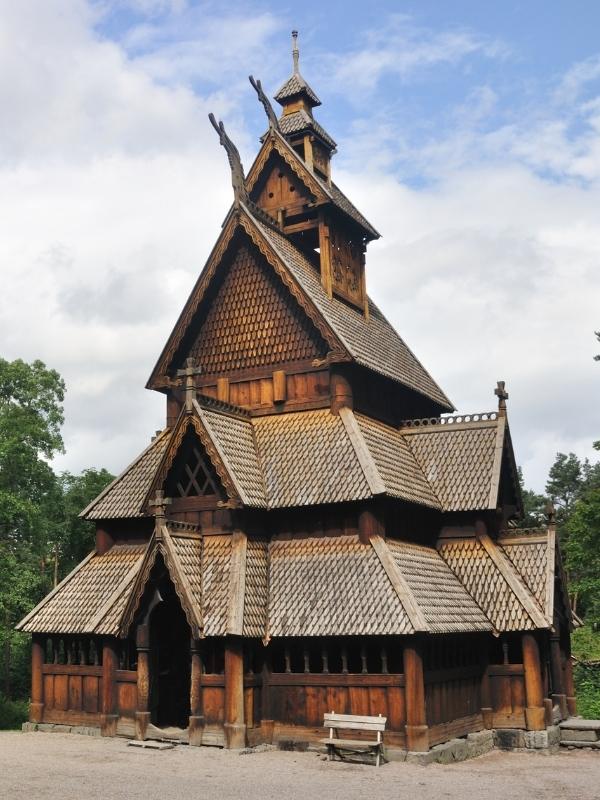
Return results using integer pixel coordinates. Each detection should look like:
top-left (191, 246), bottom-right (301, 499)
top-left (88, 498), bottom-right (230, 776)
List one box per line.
top-left (274, 31), bottom-right (336, 181)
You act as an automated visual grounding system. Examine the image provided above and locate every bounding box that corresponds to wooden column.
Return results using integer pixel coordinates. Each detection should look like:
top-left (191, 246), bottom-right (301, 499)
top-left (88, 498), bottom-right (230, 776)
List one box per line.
top-left (358, 504), bottom-right (384, 545)
top-left (479, 640), bottom-right (493, 729)
top-left (224, 636), bottom-right (246, 749)
top-left (189, 638), bottom-right (205, 746)
top-left (135, 624), bottom-right (151, 740)
top-left (330, 371), bottom-right (353, 414)
top-left (101, 638), bottom-right (119, 736)
top-left (30, 635), bottom-right (44, 723)
top-left (95, 526), bottom-right (113, 556)
top-left (564, 653), bottom-right (577, 717)
top-left (549, 634), bottom-right (567, 719)
top-left (260, 648), bottom-right (274, 744)
top-left (522, 633), bottom-right (545, 731)
top-left (403, 639), bottom-right (429, 752)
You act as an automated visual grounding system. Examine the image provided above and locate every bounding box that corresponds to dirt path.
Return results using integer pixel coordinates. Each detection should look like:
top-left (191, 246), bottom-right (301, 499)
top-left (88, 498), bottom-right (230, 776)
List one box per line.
top-left (1, 731), bottom-right (599, 800)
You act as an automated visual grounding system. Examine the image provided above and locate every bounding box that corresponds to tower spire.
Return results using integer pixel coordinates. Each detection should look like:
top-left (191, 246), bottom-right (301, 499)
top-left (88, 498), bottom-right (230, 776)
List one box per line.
top-left (292, 30), bottom-right (300, 74)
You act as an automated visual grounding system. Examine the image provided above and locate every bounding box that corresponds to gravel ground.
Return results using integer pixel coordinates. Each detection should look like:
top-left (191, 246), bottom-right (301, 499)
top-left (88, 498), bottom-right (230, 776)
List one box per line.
top-left (1, 731), bottom-right (599, 800)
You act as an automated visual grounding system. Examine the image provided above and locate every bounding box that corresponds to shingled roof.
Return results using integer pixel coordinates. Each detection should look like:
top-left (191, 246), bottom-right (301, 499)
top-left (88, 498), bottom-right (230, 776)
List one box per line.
top-left (80, 429), bottom-right (171, 519)
top-left (278, 109), bottom-right (336, 150)
top-left (81, 404), bottom-right (520, 519)
top-left (16, 544), bottom-right (145, 635)
top-left (438, 530), bottom-right (549, 632)
top-left (246, 210), bottom-right (450, 408)
top-left (275, 72), bottom-right (321, 106)
top-left (20, 527), bottom-right (557, 638)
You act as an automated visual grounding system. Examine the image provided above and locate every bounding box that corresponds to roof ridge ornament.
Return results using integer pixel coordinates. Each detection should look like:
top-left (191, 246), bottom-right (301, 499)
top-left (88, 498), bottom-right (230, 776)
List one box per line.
top-left (292, 29), bottom-right (300, 74)
top-left (177, 356), bottom-right (202, 413)
top-left (208, 113), bottom-right (248, 207)
top-left (495, 380), bottom-right (508, 414)
top-left (249, 75), bottom-right (280, 132)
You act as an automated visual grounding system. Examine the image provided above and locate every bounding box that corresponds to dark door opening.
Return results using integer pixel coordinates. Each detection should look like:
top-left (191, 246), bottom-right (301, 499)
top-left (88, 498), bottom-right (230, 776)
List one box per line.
top-left (149, 578), bottom-right (191, 729)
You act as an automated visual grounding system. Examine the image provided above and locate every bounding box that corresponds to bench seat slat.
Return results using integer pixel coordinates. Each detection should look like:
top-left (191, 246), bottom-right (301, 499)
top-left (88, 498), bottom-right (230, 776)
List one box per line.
top-left (324, 719), bottom-right (385, 731)
top-left (324, 713), bottom-right (386, 725)
top-left (319, 738), bottom-right (380, 750)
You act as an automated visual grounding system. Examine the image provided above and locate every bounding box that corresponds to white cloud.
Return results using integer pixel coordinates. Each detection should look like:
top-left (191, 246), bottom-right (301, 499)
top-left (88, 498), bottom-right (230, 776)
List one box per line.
top-left (1, 2), bottom-right (598, 497)
top-left (320, 14), bottom-right (508, 94)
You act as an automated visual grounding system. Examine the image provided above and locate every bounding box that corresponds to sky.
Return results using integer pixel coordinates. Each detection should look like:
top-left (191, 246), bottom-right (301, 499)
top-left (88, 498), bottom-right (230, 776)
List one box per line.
top-left (1, 0), bottom-right (599, 492)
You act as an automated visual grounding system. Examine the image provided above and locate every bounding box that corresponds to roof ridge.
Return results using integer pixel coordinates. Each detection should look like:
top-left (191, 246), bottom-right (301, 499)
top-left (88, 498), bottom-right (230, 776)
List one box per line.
top-left (196, 393), bottom-right (251, 419)
top-left (369, 534), bottom-right (429, 632)
top-left (79, 428), bottom-right (170, 519)
top-left (399, 411), bottom-right (497, 430)
top-left (476, 524), bottom-right (549, 629)
top-left (337, 408), bottom-right (385, 496)
top-left (88, 552), bottom-right (145, 633)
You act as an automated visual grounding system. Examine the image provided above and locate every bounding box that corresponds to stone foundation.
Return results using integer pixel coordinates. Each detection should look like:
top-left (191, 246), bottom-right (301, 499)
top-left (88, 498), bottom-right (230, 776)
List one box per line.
top-left (494, 725), bottom-right (560, 753)
top-left (23, 722), bottom-right (101, 737)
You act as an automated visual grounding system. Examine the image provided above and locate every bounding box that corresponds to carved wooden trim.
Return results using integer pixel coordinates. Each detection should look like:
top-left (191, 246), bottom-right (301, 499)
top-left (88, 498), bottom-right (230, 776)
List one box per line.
top-left (245, 131), bottom-right (327, 202)
top-left (161, 526), bottom-right (202, 636)
top-left (226, 530), bottom-right (247, 635)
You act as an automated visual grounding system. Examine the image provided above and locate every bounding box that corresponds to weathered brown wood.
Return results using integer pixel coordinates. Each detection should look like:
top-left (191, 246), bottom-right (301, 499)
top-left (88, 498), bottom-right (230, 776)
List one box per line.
top-left (330, 371), bottom-right (352, 413)
top-left (224, 636), bottom-right (245, 748)
top-left (549, 633), bottom-right (567, 718)
top-left (95, 527), bottom-right (114, 556)
top-left (30, 635), bottom-right (44, 723)
top-left (403, 640), bottom-right (429, 752)
top-left (479, 646), bottom-right (493, 729)
top-left (135, 625), bottom-right (150, 740)
top-left (522, 633), bottom-right (545, 731)
top-left (272, 370), bottom-right (286, 404)
top-left (189, 638), bottom-right (205, 746)
top-left (216, 377), bottom-right (230, 403)
top-left (101, 639), bottom-right (119, 736)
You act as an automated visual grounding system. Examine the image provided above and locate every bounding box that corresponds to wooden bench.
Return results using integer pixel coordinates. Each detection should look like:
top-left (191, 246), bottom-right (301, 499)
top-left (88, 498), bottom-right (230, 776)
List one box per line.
top-left (320, 712), bottom-right (386, 766)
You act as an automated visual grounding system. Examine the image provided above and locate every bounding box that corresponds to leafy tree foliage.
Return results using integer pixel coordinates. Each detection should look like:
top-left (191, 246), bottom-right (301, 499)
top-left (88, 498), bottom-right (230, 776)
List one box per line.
top-left (0, 358), bottom-right (113, 699)
top-left (517, 467), bottom-right (547, 527)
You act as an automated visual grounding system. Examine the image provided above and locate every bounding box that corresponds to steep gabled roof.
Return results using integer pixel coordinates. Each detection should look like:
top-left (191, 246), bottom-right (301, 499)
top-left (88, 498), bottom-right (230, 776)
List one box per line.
top-left (247, 211), bottom-right (452, 409)
top-left (438, 528), bottom-right (549, 632)
top-left (80, 429), bottom-right (171, 520)
top-left (16, 544), bottom-right (145, 635)
top-left (248, 130), bottom-right (378, 239)
top-left (278, 108), bottom-right (337, 150)
top-left (275, 72), bottom-right (321, 106)
top-left (401, 413), bottom-right (518, 511)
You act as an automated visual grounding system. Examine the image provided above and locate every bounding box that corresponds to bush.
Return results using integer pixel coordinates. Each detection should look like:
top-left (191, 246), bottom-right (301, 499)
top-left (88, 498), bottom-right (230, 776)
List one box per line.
top-left (0, 695), bottom-right (28, 730)
top-left (574, 663), bottom-right (600, 719)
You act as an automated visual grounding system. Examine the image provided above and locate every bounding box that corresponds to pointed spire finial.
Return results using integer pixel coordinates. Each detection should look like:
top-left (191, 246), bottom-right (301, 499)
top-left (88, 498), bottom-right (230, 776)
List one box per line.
top-left (292, 30), bottom-right (299, 74)
top-left (495, 380), bottom-right (509, 414)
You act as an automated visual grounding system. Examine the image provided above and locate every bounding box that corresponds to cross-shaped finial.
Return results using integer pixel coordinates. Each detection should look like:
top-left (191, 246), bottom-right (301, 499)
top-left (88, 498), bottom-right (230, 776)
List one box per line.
top-left (545, 499), bottom-right (556, 526)
top-left (494, 380), bottom-right (509, 414)
top-left (177, 357), bottom-right (202, 413)
top-left (150, 489), bottom-right (172, 539)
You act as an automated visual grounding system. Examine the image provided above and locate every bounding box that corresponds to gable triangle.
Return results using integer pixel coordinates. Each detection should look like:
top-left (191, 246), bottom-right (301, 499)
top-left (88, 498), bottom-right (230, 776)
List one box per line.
top-left (178, 233), bottom-right (329, 377)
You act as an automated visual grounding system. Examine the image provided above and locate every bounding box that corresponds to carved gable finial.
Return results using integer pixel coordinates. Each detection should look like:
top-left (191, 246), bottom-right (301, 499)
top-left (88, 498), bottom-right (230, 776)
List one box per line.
top-left (177, 356), bottom-right (202, 413)
top-left (292, 30), bottom-right (299, 74)
top-left (249, 75), bottom-right (280, 132)
top-left (494, 380), bottom-right (509, 414)
top-left (149, 489), bottom-right (172, 539)
top-left (208, 113), bottom-right (248, 206)
top-left (545, 499), bottom-right (556, 526)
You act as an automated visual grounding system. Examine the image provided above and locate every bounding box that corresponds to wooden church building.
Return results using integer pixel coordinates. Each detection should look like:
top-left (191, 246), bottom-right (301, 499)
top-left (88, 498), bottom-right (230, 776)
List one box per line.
top-left (19, 33), bottom-right (576, 754)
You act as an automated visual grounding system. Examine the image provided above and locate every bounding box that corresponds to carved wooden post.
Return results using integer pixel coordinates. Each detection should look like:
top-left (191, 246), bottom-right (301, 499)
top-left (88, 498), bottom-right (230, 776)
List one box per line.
top-left (330, 371), bottom-right (353, 414)
top-left (30, 635), bottom-right (45, 724)
top-left (479, 640), bottom-right (493, 729)
top-left (135, 624), bottom-right (151, 740)
top-left (564, 652), bottom-right (577, 717)
top-left (101, 638), bottom-right (119, 736)
top-left (522, 633), bottom-right (545, 731)
top-left (549, 633), bottom-right (567, 719)
top-left (403, 639), bottom-right (429, 752)
top-left (189, 638), bottom-right (205, 746)
top-left (224, 636), bottom-right (246, 748)
top-left (261, 647), bottom-right (274, 744)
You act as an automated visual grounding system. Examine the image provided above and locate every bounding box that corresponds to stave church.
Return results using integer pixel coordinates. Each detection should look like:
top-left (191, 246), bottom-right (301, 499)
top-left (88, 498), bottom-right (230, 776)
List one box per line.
top-left (18, 32), bottom-right (576, 755)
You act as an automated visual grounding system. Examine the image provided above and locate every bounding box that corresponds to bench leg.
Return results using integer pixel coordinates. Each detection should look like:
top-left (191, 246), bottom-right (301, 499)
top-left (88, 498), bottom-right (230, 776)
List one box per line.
top-left (327, 743), bottom-right (334, 761)
top-left (376, 748), bottom-right (381, 768)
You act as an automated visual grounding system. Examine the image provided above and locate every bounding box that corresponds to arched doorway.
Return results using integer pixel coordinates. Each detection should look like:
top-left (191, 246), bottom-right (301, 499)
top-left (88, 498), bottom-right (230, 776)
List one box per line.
top-left (147, 565), bottom-right (192, 729)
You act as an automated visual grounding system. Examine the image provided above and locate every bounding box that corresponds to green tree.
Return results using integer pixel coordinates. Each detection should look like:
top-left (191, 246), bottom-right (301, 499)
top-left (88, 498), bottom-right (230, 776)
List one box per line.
top-left (516, 467), bottom-right (547, 527)
top-left (0, 358), bottom-right (66, 697)
top-left (56, 469), bottom-right (114, 574)
top-left (545, 452), bottom-right (583, 523)
top-left (564, 486), bottom-right (600, 621)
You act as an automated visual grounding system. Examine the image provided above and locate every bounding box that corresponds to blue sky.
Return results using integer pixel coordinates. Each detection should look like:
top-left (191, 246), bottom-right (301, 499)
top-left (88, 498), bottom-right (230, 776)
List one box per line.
top-left (1, 0), bottom-right (599, 491)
